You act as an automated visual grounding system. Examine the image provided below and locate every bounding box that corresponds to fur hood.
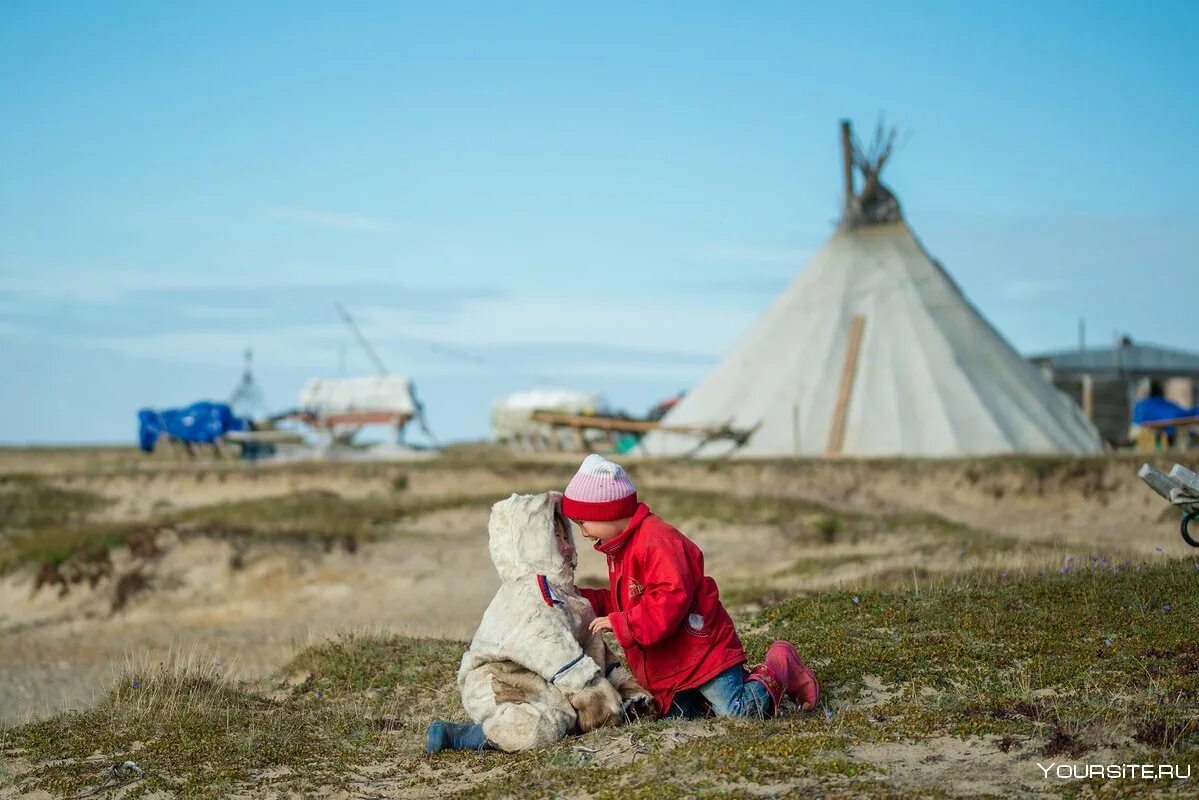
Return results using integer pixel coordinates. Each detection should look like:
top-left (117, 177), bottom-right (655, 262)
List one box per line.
top-left (488, 491), bottom-right (576, 586)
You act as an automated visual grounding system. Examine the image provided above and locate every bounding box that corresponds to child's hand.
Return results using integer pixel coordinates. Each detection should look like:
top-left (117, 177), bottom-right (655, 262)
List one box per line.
top-left (589, 616), bottom-right (613, 634)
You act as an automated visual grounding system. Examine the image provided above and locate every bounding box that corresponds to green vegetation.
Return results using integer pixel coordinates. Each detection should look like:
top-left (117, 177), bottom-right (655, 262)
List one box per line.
top-left (750, 560), bottom-right (1199, 748)
top-left (0, 474), bottom-right (116, 571)
top-left (4, 562), bottom-right (1197, 798)
top-left (0, 637), bottom-right (462, 798)
top-left (0, 473), bottom-right (110, 530)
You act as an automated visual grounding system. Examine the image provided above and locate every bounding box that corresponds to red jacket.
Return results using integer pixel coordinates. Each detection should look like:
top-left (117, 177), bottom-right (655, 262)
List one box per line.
top-left (580, 504), bottom-right (745, 715)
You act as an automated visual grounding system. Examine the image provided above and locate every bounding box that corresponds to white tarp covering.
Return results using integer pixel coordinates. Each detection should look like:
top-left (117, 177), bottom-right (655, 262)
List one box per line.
top-left (493, 388), bottom-right (606, 412)
top-left (299, 376), bottom-right (416, 415)
top-left (491, 388), bottom-right (606, 442)
top-left (642, 221), bottom-right (1104, 458)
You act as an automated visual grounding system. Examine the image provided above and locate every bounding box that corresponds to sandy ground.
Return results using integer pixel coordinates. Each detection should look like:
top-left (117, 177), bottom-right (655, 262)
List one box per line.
top-left (2, 451), bottom-right (1193, 726)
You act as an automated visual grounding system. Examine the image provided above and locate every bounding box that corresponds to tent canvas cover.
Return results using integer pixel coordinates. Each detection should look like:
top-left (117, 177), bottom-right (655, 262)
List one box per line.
top-left (299, 376), bottom-right (416, 416)
top-left (644, 122), bottom-right (1103, 458)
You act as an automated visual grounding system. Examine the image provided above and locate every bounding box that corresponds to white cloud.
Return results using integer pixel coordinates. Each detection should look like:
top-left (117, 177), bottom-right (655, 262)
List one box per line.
top-left (81, 291), bottom-right (752, 385)
top-left (362, 293), bottom-right (756, 356)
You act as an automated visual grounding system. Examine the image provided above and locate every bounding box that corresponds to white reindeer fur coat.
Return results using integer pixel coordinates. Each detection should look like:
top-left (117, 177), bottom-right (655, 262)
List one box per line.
top-left (457, 492), bottom-right (631, 751)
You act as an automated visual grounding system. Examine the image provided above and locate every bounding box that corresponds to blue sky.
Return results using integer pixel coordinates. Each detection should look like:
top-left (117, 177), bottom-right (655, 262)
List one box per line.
top-left (2, 1), bottom-right (1196, 444)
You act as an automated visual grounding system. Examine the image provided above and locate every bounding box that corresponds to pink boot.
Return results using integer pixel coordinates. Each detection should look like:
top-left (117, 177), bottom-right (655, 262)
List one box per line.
top-left (749, 641), bottom-right (820, 712)
top-left (745, 663), bottom-right (785, 713)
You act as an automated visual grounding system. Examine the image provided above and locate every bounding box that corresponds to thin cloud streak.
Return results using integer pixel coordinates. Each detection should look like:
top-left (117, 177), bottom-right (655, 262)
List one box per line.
top-left (263, 205), bottom-right (398, 232)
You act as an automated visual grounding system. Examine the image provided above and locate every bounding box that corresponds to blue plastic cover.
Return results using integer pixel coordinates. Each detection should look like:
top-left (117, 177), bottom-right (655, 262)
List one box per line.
top-left (1133, 396), bottom-right (1189, 438)
top-left (137, 402), bottom-right (249, 452)
top-left (1132, 396), bottom-right (1187, 424)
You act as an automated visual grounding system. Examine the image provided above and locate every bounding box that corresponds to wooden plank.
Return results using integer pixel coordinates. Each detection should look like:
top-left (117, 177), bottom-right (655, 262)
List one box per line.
top-left (526, 411), bottom-right (753, 460)
top-left (529, 410), bottom-right (743, 437)
top-left (825, 315), bottom-right (866, 457)
top-left (1168, 464), bottom-right (1199, 495)
top-left (1143, 415), bottom-right (1199, 431)
top-left (225, 430), bottom-right (306, 445)
top-left (1139, 463), bottom-right (1180, 500)
top-left (530, 411), bottom-right (661, 433)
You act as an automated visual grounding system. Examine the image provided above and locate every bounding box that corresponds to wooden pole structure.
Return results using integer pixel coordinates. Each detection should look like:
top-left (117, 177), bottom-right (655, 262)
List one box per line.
top-left (840, 119), bottom-right (855, 215)
top-left (1081, 374), bottom-right (1094, 421)
top-left (792, 402), bottom-right (800, 455)
top-left (826, 315), bottom-right (866, 457)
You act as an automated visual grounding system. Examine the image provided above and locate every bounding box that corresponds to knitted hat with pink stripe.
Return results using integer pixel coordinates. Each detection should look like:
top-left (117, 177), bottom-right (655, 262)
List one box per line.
top-left (561, 454), bottom-right (638, 521)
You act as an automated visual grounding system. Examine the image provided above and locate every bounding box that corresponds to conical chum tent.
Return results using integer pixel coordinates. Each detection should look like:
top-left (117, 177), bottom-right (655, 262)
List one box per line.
top-left (643, 121), bottom-right (1104, 458)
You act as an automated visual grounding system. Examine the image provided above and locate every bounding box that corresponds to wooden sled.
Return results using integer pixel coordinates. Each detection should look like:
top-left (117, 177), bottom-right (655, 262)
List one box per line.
top-left (1138, 463), bottom-right (1199, 547)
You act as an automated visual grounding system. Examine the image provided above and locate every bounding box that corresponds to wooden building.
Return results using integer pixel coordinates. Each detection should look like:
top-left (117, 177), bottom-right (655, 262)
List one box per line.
top-left (1029, 340), bottom-right (1199, 447)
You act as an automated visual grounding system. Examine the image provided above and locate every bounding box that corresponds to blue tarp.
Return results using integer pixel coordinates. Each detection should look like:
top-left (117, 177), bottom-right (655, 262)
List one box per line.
top-left (1133, 396), bottom-right (1194, 438)
top-left (1132, 396), bottom-right (1187, 425)
top-left (138, 402), bottom-right (249, 452)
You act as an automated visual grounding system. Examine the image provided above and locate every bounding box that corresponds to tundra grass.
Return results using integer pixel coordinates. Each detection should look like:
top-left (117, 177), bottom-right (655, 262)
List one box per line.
top-left (4, 561), bottom-right (1197, 798)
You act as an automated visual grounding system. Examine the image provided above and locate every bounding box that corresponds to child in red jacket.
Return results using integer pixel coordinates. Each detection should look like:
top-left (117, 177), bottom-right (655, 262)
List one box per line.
top-left (562, 454), bottom-right (819, 719)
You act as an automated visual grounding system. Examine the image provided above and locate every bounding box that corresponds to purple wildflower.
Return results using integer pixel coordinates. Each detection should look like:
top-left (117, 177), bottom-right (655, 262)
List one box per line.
top-left (1104, 638), bottom-right (1112, 647)
top-left (1155, 547), bottom-right (1163, 553)
top-left (852, 596), bottom-right (860, 605)
top-left (131, 678), bottom-right (141, 689)
top-left (316, 689), bottom-right (325, 698)
top-left (1163, 604), bottom-right (1172, 613)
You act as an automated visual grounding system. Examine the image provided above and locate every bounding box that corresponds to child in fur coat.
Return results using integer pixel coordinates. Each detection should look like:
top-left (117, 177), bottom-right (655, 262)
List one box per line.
top-left (426, 491), bottom-right (650, 752)
top-left (564, 455), bottom-right (820, 719)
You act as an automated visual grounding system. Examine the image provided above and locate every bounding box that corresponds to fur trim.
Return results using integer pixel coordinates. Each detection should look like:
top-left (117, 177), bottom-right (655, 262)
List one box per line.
top-left (606, 663), bottom-right (655, 721)
top-left (567, 678), bottom-right (622, 732)
top-left (606, 664), bottom-right (650, 701)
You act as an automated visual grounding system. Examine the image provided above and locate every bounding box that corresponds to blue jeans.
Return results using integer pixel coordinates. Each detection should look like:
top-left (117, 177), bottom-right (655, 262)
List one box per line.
top-left (665, 665), bottom-right (773, 719)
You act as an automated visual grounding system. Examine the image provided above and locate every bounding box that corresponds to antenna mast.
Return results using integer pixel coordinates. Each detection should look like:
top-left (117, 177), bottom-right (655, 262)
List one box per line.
top-left (335, 302), bottom-right (389, 377)
top-left (228, 348), bottom-right (267, 419)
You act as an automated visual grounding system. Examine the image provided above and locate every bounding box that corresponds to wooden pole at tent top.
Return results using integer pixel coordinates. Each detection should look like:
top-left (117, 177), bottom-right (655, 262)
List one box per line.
top-left (840, 120), bottom-right (854, 214)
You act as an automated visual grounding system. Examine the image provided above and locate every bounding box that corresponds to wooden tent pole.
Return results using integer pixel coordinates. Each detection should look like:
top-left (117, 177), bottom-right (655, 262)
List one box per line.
top-left (840, 119), bottom-right (854, 214)
top-left (826, 315), bottom-right (866, 457)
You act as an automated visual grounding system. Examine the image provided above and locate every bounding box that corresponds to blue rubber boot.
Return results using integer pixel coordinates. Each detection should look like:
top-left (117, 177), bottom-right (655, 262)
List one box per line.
top-left (425, 721), bottom-right (492, 753)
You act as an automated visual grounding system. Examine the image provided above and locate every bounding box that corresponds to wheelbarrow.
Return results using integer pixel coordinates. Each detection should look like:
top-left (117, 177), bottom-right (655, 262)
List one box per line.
top-left (1139, 463), bottom-right (1199, 547)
